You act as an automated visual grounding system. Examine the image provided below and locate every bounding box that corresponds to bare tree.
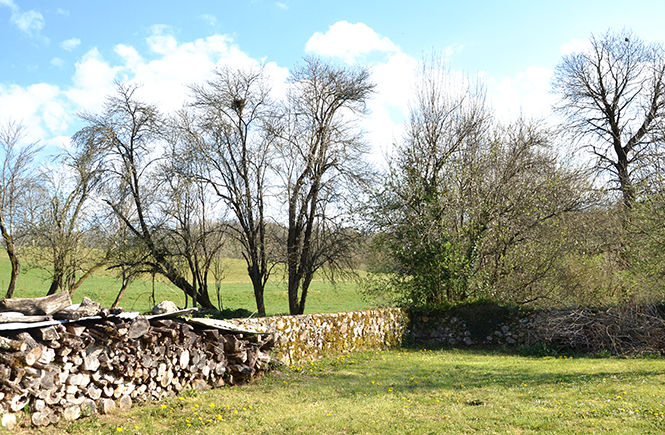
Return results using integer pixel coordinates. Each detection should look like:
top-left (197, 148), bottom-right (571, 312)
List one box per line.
top-left (552, 28), bottom-right (665, 208)
top-left (99, 199), bottom-right (152, 309)
top-left (0, 121), bottom-right (41, 298)
top-left (158, 145), bottom-right (227, 310)
top-left (24, 143), bottom-right (105, 296)
top-left (184, 66), bottom-right (276, 316)
top-left (74, 82), bottom-right (215, 308)
top-left (273, 57), bottom-right (375, 315)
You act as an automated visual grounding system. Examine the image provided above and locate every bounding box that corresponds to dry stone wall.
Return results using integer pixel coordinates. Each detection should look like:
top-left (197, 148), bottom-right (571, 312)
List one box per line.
top-left (407, 304), bottom-right (665, 356)
top-left (229, 308), bottom-right (409, 366)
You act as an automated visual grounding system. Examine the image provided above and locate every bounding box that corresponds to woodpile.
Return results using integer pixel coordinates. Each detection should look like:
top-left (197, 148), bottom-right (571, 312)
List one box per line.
top-left (522, 305), bottom-right (665, 355)
top-left (0, 294), bottom-right (274, 429)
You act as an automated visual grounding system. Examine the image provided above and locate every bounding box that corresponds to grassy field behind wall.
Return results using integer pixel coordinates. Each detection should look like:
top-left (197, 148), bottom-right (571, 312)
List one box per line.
top-left (0, 251), bottom-right (371, 316)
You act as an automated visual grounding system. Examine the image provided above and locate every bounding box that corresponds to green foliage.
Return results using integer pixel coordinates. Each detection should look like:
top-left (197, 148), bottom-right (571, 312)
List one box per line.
top-left (366, 222), bottom-right (473, 308)
top-left (366, 90), bottom-right (587, 309)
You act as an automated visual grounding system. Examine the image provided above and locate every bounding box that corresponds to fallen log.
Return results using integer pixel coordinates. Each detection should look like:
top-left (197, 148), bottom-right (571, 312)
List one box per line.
top-left (0, 336), bottom-right (26, 352)
top-left (0, 346), bottom-right (43, 367)
top-left (0, 292), bottom-right (72, 316)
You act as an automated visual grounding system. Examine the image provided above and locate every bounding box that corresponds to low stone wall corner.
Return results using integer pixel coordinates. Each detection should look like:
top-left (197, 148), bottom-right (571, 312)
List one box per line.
top-left (229, 308), bottom-right (409, 366)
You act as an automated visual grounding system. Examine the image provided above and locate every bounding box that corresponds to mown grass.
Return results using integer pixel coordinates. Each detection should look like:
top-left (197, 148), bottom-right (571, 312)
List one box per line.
top-left (15, 348), bottom-right (665, 435)
top-left (0, 252), bottom-right (370, 316)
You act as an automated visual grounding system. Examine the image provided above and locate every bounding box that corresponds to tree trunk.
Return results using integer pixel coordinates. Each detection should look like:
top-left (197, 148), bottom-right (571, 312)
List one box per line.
top-left (111, 274), bottom-right (132, 309)
top-left (69, 263), bottom-right (103, 296)
top-left (245, 256), bottom-right (266, 316)
top-left (249, 270), bottom-right (266, 317)
top-left (0, 216), bottom-right (19, 299)
top-left (5, 243), bottom-right (20, 299)
top-left (617, 157), bottom-right (635, 209)
top-left (297, 272), bottom-right (314, 315)
top-left (167, 270), bottom-right (213, 309)
top-left (152, 249), bottom-right (214, 309)
top-left (287, 258), bottom-right (300, 315)
top-left (46, 268), bottom-right (63, 296)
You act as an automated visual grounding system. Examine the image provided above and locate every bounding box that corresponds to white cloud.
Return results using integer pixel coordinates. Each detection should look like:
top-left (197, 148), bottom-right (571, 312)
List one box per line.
top-left (61, 29), bottom-right (288, 120)
top-left (275, 2), bottom-right (288, 10)
top-left (65, 48), bottom-right (121, 112)
top-left (365, 52), bottom-right (419, 162)
top-left (1, 0), bottom-right (47, 41)
top-left (488, 65), bottom-right (555, 122)
top-left (371, 52), bottom-right (418, 110)
top-left (305, 21), bottom-right (398, 64)
top-left (0, 22), bottom-right (415, 165)
top-left (124, 30), bottom-right (266, 111)
top-left (264, 61), bottom-right (290, 102)
top-left (61, 38), bottom-right (81, 51)
top-left (11, 9), bottom-right (45, 38)
top-left (115, 44), bottom-right (142, 72)
top-left (201, 14), bottom-right (216, 26)
top-left (443, 44), bottom-right (465, 60)
top-left (146, 25), bottom-right (178, 55)
top-left (0, 0), bottom-right (16, 12)
top-left (51, 57), bottom-right (64, 68)
top-left (0, 82), bottom-right (68, 143)
top-left (560, 38), bottom-right (590, 55)
top-left (0, 28), bottom-right (281, 153)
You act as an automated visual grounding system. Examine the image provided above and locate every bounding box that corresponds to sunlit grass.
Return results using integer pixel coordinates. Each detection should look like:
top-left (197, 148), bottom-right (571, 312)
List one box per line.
top-left (21, 349), bottom-right (665, 435)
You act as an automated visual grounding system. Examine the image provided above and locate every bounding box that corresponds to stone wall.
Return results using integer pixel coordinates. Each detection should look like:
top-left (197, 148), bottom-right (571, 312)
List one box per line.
top-left (229, 308), bottom-right (409, 366)
top-left (407, 304), bottom-right (665, 356)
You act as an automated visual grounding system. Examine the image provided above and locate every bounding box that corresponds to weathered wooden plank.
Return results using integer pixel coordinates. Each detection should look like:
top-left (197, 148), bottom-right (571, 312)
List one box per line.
top-left (185, 317), bottom-right (262, 334)
top-left (0, 313), bottom-right (52, 324)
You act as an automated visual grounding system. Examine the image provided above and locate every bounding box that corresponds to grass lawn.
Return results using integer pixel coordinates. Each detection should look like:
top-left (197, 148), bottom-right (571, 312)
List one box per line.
top-left (21, 348), bottom-right (665, 435)
top-left (0, 252), bottom-right (371, 316)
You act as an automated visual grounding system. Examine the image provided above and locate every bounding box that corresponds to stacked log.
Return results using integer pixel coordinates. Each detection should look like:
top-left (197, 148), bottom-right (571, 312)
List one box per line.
top-left (0, 309), bottom-right (273, 429)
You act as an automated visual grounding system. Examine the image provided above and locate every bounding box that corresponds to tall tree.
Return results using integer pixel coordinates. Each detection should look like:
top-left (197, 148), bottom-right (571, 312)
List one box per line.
top-left (367, 61), bottom-right (492, 306)
top-left (0, 121), bottom-right (41, 299)
top-left (185, 66), bottom-right (275, 316)
top-left (274, 57), bottom-right (375, 315)
top-left (366, 58), bottom-right (588, 307)
top-left (552, 28), bottom-right (665, 208)
top-left (74, 82), bottom-right (215, 308)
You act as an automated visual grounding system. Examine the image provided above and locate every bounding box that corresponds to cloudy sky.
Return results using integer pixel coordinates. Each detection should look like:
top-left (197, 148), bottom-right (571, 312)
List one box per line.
top-left (1, 0), bottom-right (664, 158)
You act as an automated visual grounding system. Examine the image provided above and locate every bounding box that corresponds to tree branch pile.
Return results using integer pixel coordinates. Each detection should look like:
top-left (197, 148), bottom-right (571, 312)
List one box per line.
top-left (0, 296), bottom-right (273, 429)
top-left (523, 305), bottom-right (665, 355)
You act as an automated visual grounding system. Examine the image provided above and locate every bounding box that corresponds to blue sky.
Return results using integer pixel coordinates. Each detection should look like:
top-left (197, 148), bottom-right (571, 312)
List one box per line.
top-left (2, 0), bottom-right (665, 156)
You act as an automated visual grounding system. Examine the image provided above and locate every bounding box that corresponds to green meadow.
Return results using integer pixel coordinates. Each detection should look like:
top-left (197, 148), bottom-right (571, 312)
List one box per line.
top-left (19, 348), bottom-right (665, 435)
top-left (0, 252), bottom-right (371, 316)
top-left (4, 252), bottom-right (665, 435)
